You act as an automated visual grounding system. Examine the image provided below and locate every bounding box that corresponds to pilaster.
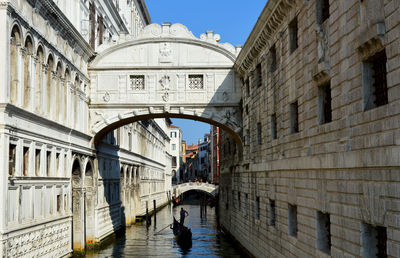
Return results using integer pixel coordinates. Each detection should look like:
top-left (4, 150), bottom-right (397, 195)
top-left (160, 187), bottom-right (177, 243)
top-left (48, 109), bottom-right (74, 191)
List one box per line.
top-left (0, 134), bottom-right (9, 232)
top-left (0, 4), bottom-right (9, 103)
top-left (17, 47), bottom-right (26, 107)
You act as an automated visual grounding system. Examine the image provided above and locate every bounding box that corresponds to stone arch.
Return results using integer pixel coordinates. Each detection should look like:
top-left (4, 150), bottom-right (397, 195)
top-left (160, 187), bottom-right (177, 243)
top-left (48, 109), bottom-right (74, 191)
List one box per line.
top-left (93, 112), bottom-right (243, 153)
top-left (23, 35), bottom-right (34, 108)
top-left (35, 44), bottom-right (45, 113)
top-left (10, 24), bottom-right (22, 104)
top-left (71, 156), bottom-right (83, 188)
top-left (84, 158), bottom-right (94, 188)
top-left (71, 155), bottom-right (84, 252)
top-left (46, 53), bottom-right (54, 114)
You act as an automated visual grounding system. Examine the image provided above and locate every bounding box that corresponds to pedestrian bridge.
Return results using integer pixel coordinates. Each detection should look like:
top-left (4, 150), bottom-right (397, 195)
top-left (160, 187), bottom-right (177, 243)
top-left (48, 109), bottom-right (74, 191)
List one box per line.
top-left (172, 182), bottom-right (219, 197)
top-left (88, 22), bottom-right (243, 149)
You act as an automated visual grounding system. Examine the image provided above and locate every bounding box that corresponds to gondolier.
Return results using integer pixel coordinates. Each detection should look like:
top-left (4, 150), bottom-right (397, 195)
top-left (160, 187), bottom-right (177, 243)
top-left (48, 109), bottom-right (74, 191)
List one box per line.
top-left (180, 207), bottom-right (189, 225)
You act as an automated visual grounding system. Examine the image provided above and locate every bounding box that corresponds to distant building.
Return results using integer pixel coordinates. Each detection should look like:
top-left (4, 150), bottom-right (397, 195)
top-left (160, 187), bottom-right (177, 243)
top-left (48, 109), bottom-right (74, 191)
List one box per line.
top-left (211, 126), bottom-right (220, 184)
top-left (169, 125), bottom-right (182, 183)
top-left (198, 134), bottom-right (211, 182)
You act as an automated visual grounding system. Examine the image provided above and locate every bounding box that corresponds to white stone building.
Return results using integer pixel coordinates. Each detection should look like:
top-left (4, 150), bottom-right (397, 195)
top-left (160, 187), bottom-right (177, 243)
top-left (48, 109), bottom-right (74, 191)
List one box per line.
top-left (0, 0), bottom-right (172, 256)
top-left (169, 125), bottom-right (182, 183)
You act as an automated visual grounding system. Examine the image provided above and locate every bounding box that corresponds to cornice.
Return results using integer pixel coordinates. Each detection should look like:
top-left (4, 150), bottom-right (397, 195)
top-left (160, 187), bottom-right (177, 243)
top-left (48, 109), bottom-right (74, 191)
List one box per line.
top-left (136, 0), bottom-right (151, 25)
top-left (234, 0), bottom-right (295, 76)
top-left (34, 0), bottom-right (95, 61)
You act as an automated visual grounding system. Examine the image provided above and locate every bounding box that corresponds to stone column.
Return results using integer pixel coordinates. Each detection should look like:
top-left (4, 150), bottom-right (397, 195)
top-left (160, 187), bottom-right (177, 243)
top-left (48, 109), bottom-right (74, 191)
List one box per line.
top-left (17, 47), bottom-right (26, 107)
top-left (0, 134), bottom-right (9, 231)
top-left (59, 78), bottom-right (65, 122)
top-left (72, 188), bottom-right (85, 253)
top-left (41, 64), bottom-right (48, 115)
top-left (31, 56), bottom-right (38, 112)
top-left (85, 189), bottom-right (95, 249)
top-left (50, 71), bottom-right (57, 120)
top-left (0, 7), bottom-right (8, 104)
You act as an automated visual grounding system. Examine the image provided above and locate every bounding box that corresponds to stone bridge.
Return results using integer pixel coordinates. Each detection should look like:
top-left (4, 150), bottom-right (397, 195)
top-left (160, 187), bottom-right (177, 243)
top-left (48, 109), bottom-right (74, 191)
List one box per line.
top-left (88, 23), bottom-right (243, 148)
top-left (172, 182), bottom-right (219, 197)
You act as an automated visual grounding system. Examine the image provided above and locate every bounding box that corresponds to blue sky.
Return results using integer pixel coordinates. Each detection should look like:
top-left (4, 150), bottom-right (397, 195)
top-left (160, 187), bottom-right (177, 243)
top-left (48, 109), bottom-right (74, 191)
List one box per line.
top-left (146, 0), bottom-right (267, 145)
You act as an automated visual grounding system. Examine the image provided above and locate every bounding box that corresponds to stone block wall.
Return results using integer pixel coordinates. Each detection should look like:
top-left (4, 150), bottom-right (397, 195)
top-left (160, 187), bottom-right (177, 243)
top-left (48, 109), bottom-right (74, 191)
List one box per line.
top-left (221, 0), bottom-right (400, 257)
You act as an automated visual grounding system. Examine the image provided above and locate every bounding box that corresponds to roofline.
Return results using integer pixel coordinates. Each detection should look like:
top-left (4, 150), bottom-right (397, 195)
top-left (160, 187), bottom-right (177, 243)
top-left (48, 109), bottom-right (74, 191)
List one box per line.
top-left (234, 0), bottom-right (295, 75)
top-left (138, 0), bottom-right (151, 25)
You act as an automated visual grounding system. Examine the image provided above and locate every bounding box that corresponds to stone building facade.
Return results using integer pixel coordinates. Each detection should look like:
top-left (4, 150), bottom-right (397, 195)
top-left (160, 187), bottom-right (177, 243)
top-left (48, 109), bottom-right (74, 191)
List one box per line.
top-left (0, 0), bottom-right (173, 257)
top-left (219, 0), bottom-right (400, 257)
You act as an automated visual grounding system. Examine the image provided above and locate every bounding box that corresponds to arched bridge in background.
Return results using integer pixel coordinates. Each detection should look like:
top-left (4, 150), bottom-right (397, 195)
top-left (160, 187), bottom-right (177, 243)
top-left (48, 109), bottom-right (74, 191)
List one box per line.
top-left (172, 182), bottom-right (219, 197)
top-left (88, 23), bottom-right (243, 149)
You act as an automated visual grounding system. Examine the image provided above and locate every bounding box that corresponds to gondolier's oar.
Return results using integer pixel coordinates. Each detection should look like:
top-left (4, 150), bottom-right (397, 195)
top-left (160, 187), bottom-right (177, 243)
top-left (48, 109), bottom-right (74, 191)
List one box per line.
top-left (154, 223), bottom-right (172, 235)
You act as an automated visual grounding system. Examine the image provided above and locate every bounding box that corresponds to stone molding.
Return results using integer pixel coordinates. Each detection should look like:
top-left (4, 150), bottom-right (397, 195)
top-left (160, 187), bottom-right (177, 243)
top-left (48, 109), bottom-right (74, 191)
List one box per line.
top-left (235, 0), bottom-right (296, 75)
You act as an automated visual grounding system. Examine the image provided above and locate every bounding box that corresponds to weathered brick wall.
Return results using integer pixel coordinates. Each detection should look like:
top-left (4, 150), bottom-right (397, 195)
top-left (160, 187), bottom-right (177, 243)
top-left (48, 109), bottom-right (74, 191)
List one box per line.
top-left (220, 0), bottom-right (400, 257)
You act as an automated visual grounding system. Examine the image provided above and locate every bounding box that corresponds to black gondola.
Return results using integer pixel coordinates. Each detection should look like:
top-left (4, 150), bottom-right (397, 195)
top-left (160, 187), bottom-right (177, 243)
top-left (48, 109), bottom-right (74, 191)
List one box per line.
top-left (170, 217), bottom-right (192, 247)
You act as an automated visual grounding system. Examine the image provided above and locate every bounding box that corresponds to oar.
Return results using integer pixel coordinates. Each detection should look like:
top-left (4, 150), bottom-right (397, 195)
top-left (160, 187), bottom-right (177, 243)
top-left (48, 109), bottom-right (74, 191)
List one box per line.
top-left (154, 223), bottom-right (172, 235)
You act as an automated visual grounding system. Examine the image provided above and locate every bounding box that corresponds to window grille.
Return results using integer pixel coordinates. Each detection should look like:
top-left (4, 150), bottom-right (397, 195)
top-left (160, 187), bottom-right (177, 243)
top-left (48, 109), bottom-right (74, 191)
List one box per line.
top-left (130, 75), bottom-right (145, 90)
top-left (188, 75), bottom-right (204, 89)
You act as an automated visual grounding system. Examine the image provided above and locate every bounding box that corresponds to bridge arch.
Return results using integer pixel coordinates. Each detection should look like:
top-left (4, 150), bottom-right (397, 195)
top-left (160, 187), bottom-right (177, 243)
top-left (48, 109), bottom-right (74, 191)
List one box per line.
top-left (88, 23), bottom-right (243, 149)
top-left (173, 182), bottom-right (219, 198)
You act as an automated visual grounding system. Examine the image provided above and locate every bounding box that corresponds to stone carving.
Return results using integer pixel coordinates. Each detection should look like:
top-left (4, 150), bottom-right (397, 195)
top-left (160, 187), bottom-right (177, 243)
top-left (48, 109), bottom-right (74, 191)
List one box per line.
top-left (159, 75), bottom-right (170, 91)
top-left (159, 75), bottom-right (170, 102)
top-left (188, 75), bottom-right (204, 89)
top-left (130, 75), bottom-right (145, 90)
top-left (92, 111), bottom-right (108, 128)
top-left (102, 91), bottom-right (110, 102)
top-left (159, 43), bottom-right (172, 63)
top-left (316, 25), bottom-right (328, 63)
top-left (162, 92), bottom-right (169, 102)
top-left (5, 220), bottom-right (70, 257)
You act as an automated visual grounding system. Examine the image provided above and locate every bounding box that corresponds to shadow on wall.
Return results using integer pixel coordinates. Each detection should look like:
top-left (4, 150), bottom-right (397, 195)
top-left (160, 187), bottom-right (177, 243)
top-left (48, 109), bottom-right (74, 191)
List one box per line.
top-left (71, 132), bottom-right (125, 254)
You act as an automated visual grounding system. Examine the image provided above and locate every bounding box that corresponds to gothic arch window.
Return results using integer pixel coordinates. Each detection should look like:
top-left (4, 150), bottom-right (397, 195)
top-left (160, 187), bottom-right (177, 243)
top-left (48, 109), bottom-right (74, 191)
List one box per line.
top-left (10, 25), bottom-right (21, 105)
top-left (23, 36), bottom-right (34, 109)
top-left (55, 61), bottom-right (63, 121)
top-left (35, 45), bottom-right (44, 113)
top-left (74, 75), bottom-right (80, 129)
top-left (46, 54), bottom-right (54, 116)
top-left (64, 68), bottom-right (71, 122)
top-left (84, 161), bottom-right (93, 188)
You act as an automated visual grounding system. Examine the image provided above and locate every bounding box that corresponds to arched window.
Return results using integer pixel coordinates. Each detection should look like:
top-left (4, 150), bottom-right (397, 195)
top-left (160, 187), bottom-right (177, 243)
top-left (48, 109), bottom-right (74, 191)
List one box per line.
top-left (46, 54), bottom-right (54, 116)
top-left (35, 45), bottom-right (44, 113)
top-left (64, 68), bottom-right (70, 123)
top-left (23, 36), bottom-right (33, 108)
top-left (74, 75), bottom-right (80, 129)
top-left (55, 61), bottom-right (62, 121)
top-left (10, 25), bottom-right (21, 104)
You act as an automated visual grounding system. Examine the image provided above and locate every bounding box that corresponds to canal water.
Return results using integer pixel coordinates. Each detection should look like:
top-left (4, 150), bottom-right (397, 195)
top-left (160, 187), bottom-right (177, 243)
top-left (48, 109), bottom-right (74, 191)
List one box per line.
top-left (90, 199), bottom-right (245, 257)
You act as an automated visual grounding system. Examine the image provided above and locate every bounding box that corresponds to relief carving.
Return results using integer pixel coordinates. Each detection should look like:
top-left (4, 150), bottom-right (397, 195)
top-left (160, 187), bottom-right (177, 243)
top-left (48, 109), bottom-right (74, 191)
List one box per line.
top-left (159, 43), bottom-right (172, 63)
top-left (316, 25), bottom-right (328, 63)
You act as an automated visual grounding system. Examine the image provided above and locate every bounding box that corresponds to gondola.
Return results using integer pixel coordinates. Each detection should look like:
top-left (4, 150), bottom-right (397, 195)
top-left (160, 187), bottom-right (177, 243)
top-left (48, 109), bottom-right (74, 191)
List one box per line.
top-left (170, 217), bottom-right (192, 247)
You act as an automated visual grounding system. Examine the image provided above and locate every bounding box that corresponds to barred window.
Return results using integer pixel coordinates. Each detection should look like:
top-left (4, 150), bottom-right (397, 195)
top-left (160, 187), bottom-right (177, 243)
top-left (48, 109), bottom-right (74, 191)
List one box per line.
top-left (361, 222), bottom-right (387, 258)
top-left (271, 114), bottom-right (277, 140)
top-left (318, 82), bottom-right (332, 124)
top-left (257, 122), bottom-right (262, 145)
top-left (270, 44), bottom-right (277, 73)
top-left (288, 204), bottom-right (298, 237)
top-left (362, 50), bottom-right (388, 111)
top-left (188, 75), bottom-right (204, 89)
top-left (317, 211), bottom-right (331, 254)
top-left (269, 199), bottom-right (276, 226)
top-left (130, 75), bottom-right (145, 90)
top-left (289, 17), bottom-right (298, 54)
top-left (316, 0), bottom-right (330, 25)
top-left (290, 101), bottom-right (299, 134)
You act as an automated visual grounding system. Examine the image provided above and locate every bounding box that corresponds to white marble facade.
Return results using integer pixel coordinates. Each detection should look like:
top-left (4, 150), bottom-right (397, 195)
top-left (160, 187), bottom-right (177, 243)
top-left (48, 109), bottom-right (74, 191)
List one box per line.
top-left (0, 0), bottom-right (171, 256)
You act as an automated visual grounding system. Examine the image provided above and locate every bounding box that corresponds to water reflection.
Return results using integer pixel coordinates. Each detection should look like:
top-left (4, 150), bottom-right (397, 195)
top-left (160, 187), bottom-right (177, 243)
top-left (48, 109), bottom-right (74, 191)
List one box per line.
top-left (90, 199), bottom-right (244, 257)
